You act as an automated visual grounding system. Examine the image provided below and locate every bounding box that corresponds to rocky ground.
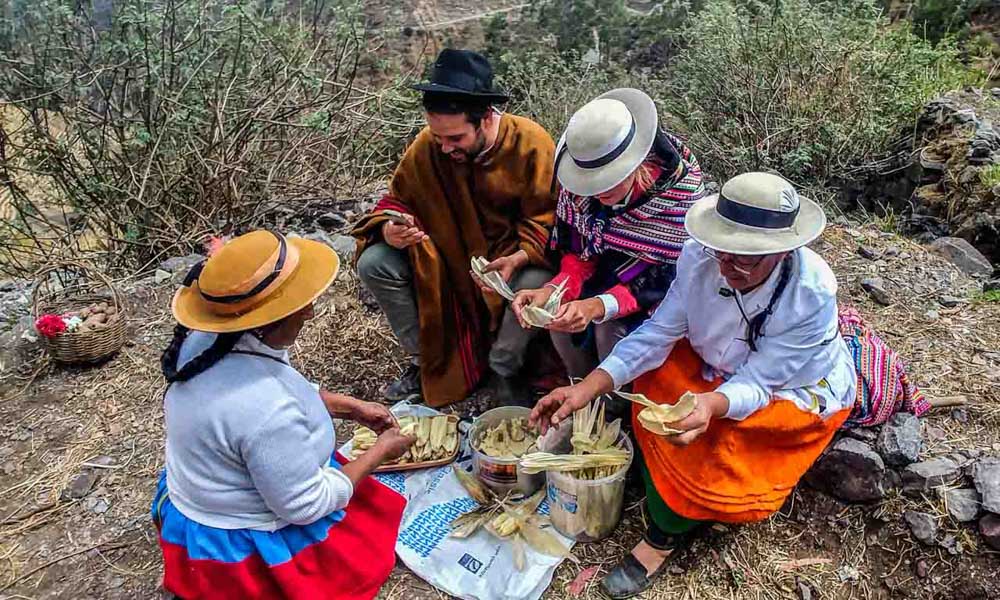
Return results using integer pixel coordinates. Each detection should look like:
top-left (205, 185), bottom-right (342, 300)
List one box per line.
top-left (0, 217), bottom-right (998, 600)
top-left (839, 87), bottom-right (1000, 266)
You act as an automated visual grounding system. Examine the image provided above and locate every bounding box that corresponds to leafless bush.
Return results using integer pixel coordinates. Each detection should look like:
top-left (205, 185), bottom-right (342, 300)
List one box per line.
top-left (0, 0), bottom-right (421, 277)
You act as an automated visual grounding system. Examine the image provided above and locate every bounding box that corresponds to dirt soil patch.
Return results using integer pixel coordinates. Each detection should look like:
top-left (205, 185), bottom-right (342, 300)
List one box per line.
top-left (1, 223), bottom-right (999, 599)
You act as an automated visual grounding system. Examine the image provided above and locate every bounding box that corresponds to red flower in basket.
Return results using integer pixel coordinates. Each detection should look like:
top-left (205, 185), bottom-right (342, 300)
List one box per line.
top-left (35, 314), bottom-right (67, 338)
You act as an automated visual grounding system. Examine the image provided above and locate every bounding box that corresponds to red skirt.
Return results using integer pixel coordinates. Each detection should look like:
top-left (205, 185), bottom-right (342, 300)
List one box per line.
top-left (153, 453), bottom-right (405, 599)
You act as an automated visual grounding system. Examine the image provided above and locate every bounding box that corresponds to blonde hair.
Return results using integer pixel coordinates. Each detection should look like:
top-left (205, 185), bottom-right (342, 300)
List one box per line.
top-left (632, 161), bottom-right (655, 191)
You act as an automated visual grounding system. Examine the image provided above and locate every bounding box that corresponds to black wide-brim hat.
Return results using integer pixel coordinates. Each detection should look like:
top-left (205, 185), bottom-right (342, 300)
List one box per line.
top-left (411, 49), bottom-right (510, 103)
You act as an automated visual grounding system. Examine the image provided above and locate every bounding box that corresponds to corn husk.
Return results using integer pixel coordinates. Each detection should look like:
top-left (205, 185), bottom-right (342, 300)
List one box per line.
top-left (452, 464), bottom-right (495, 505)
top-left (617, 390), bottom-right (697, 436)
top-left (349, 416), bottom-right (458, 465)
top-left (518, 450), bottom-right (629, 474)
top-left (449, 486), bottom-right (574, 569)
top-left (476, 417), bottom-right (538, 458)
top-left (520, 279), bottom-right (567, 328)
top-left (471, 256), bottom-right (516, 300)
top-left (523, 398), bottom-right (632, 540)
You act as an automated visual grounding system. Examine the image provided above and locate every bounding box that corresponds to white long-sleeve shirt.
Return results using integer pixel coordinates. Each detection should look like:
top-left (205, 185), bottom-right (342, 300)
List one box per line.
top-left (164, 332), bottom-right (354, 531)
top-left (599, 240), bottom-right (856, 420)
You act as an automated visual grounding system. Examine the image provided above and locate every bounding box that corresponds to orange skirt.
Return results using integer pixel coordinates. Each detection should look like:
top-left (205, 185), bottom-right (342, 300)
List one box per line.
top-left (632, 339), bottom-right (850, 523)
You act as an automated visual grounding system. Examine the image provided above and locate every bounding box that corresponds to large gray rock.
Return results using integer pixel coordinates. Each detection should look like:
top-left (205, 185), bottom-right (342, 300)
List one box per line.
top-left (929, 237), bottom-right (993, 277)
top-left (876, 413), bottom-right (922, 466)
top-left (331, 234), bottom-right (357, 263)
top-left (938, 487), bottom-right (981, 522)
top-left (860, 277), bottom-right (892, 306)
top-left (317, 212), bottom-right (349, 230)
top-left (61, 470), bottom-right (99, 500)
top-left (158, 253), bottom-right (203, 274)
top-left (902, 456), bottom-right (962, 495)
top-left (904, 510), bottom-right (938, 545)
top-left (971, 456), bottom-right (1000, 513)
top-left (805, 438), bottom-right (889, 502)
top-left (980, 514), bottom-right (1000, 551)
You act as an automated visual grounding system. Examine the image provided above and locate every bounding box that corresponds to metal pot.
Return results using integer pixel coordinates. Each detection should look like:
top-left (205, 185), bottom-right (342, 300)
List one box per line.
top-left (469, 406), bottom-right (544, 498)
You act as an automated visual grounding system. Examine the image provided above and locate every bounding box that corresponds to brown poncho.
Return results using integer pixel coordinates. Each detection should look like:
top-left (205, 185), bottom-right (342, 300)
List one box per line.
top-left (352, 114), bottom-right (556, 406)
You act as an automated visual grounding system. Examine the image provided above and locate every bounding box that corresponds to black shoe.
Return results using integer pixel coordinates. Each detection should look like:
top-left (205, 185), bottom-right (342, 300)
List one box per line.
top-left (384, 363), bottom-right (421, 402)
top-left (599, 525), bottom-right (699, 599)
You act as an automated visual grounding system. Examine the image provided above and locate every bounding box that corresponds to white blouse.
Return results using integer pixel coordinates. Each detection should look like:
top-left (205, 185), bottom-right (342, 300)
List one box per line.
top-left (598, 240), bottom-right (856, 420)
top-left (164, 332), bottom-right (354, 531)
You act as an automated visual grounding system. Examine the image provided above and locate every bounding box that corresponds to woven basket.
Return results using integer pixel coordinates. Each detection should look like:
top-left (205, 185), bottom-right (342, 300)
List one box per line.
top-left (32, 261), bottom-right (128, 364)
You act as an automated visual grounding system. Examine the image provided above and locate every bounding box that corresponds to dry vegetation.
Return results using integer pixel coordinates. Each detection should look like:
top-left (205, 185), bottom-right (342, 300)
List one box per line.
top-left (1, 223), bottom-right (997, 599)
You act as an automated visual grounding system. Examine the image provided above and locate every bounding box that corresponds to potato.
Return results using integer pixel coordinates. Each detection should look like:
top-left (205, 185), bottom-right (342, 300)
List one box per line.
top-left (79, 307), bottom-right (92, 319)
top-left (82, 315), bottom-right (105, 328)
top-left (95, 302), bottom-right (109, 312)
top-left (105, 305), bottom-right (118, 316)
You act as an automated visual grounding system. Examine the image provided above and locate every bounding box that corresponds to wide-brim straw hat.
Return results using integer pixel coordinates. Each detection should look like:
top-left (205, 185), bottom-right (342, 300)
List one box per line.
top-left (172, 230), bottom-right (339, 333)
top-left (555, 88), bottom-right (658, 197)
top-left (685, 172), bottom-right (826, 255)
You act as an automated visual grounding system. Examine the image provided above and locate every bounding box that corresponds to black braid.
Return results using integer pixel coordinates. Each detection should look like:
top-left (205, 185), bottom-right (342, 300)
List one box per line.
top-left (160, 323), bottom-right (243, 383)
top-left (746, 252), bottom-right (795, 352)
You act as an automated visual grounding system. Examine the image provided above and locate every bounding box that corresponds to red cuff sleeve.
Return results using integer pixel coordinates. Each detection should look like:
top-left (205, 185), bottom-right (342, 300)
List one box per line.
top-left (546, 254), bottom-right (597, 302)
top-left (607, 283), bottom-right (640, 317)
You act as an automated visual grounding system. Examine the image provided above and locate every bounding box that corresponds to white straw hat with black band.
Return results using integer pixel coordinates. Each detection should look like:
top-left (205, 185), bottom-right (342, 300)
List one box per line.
top-left (555, 88), bottom-right (658, 197)
top-left (685, 172), bottom-right (826, 255)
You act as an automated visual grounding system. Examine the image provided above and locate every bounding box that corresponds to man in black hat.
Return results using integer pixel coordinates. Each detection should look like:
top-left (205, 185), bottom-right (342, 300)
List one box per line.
top-left (351, 49), bottom-right (557, 408)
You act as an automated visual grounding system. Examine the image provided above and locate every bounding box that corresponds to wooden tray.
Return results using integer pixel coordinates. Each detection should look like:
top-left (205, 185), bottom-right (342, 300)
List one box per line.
top-left (369, 414), bottom-right (462, 473)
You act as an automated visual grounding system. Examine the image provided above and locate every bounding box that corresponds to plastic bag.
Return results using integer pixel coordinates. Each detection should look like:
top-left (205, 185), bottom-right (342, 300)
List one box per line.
top-left (339, 402), bottom-right (575, 600)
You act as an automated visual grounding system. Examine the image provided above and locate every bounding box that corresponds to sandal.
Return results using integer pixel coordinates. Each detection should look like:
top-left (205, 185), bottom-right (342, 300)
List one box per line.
top-left (599, 525), bottom-right (700, 599)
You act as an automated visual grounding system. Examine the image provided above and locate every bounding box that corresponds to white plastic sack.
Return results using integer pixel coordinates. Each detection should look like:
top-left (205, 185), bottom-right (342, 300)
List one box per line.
top-left (339, 401), bottom-right (574, 600)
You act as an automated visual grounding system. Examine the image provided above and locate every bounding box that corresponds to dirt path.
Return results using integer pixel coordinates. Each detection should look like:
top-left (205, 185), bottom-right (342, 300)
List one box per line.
top-left (1, 223), bottom-right (998, 599)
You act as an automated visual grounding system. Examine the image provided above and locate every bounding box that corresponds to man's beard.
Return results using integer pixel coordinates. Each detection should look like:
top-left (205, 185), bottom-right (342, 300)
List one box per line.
top-left (446, 128), bottom-right (486, 163)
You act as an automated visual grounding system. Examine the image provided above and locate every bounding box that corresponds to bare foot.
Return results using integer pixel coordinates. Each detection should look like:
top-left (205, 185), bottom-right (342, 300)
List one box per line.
top-left (631, 539), bottom-right (673, 576)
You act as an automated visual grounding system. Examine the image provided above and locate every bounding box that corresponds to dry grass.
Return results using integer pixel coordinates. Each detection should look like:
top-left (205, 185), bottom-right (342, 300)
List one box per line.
top-left (0, 223), bottom-right (998, 599)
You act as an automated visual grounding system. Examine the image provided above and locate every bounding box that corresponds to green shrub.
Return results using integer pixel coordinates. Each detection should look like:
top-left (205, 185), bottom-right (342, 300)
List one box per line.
top-left (661, 0), bottom-right (982, 183)
top-left (492, 49), bottom-right (631, 136)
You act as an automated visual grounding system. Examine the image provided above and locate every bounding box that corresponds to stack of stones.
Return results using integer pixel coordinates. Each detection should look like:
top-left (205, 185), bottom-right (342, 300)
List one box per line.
top-left (805, 413), bottom-right (1000, 552)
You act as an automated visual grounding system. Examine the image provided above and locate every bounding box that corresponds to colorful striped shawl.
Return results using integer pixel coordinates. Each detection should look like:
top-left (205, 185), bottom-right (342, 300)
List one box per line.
top-left (551, 132), bottom-right (705, 265)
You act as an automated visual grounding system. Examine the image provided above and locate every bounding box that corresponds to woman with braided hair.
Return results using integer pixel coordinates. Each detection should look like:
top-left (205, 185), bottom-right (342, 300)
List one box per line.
top-left (152, 230), bottom-right (414, 600)
top-left (530, 173), bottom-right (858, 599)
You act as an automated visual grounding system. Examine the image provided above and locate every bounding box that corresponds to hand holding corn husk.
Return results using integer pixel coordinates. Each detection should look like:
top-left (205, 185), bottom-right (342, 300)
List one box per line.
top-left (350, 415), bottom-right (458, 466)
top-left (519, 399), bottom-right (628, 478)
top-left (470, 254), bottom-right (527, 301)
top-left (619, 390), bottom-right (729, 445)
top-left (508, 279), bottom-right (569, 329)
top-left (617, 390), bottom-right (697, 435)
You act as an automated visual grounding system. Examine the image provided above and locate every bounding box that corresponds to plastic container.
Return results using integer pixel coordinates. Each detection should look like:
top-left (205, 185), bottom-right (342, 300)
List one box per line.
top-left (545, 434), bottom-right (633, 542)
top-left (470, 406), bottom-right (545, 497)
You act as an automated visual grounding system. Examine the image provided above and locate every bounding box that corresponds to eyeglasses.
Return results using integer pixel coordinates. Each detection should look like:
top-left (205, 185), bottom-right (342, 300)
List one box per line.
top-left (703, 247), bottom-right (764, 276)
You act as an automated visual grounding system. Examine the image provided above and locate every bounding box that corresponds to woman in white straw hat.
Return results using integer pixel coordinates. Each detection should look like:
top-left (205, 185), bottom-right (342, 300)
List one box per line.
top-left (530, 173), bottom-right (858, 598)
top-left (512, 88), bottom-right (705, 390)
top-left (152, 230), bottom-right (414, 600)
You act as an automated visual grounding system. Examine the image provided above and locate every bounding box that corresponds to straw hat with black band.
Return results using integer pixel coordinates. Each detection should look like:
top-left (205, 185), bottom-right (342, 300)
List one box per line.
top-left (172, 230), bottom-right (340, 333)
top-left (685, 172), bottom-right (826, 256)
top-left (555, 88), bottom-right (658, 198)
